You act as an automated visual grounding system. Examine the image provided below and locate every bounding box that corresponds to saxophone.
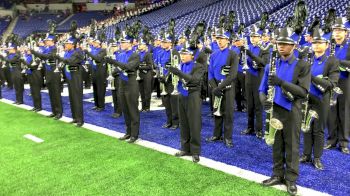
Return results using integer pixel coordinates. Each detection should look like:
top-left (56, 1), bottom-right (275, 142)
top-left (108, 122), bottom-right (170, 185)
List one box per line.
top-left (159, 64), bottom-right (167, 96)
top-left (171, 51), bottom-right (180, 95)
top-left (264, 47), bottom-right (283, 146)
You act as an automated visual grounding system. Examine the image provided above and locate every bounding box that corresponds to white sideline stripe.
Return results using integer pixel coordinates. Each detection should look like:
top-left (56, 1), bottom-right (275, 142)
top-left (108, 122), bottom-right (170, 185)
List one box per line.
top-left (0, 98), bottom-right (330, 196)
top-left (23, 134), bottom-right (44, 143)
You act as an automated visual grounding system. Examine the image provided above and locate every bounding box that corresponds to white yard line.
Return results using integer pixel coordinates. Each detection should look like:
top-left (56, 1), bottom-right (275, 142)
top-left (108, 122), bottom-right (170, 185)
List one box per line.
top-left (23, 134), bottom-right (44, 143)
top-left (0, 98), bottom-right (331, 196)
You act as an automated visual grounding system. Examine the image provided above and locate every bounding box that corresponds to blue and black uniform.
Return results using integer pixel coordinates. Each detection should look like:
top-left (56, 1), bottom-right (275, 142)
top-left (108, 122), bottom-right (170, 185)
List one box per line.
top-left (259, 54), bottom-right (310, 183)
top-left (0, 51), bottom-right (23, 103)
top-left (303, 54), bottom-right (339, 162)
top-left (231, 45), bottom-right (246, 111)
top-left (85, 46), bottom-right (107, 111)
top-left (207, 47), bottom-right (238, 145)
top-left (22, 52), bottom-right (43, 110)
top-left (138, 49), bottom-right (154, 111)
top-left (31, 45), bottom-right (63, 118)
top-left (169, 60), bottom-right (204, 155)
top-left (327, 39), bottom-right (350, 149)
top-left (106, 48), bottom-right (141, 140)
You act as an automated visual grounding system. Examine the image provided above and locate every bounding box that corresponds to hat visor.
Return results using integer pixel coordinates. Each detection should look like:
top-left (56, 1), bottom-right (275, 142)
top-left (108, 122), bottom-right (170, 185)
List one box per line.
top-left (276, 37), bottom-right (296, 45)
top-left (161, 39), bottom-right (172, 43)
top-left (311, 38), bottom-right (328, 43)
top-left (332, 25), bottom-right (347, 30)
top-left (250, 33), bottom-right (261, 37)
top-left (215, 35), bottom-right (229, 39)
top-left (179, 50), bottom-right (193, 55)
top-left (120, 39), bottom-right (131, 43)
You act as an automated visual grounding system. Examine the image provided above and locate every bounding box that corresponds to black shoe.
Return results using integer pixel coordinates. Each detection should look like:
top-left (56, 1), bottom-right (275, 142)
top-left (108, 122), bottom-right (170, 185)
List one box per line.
top-left (119, 134), bottom-right (131, 141)
top-left (157, 103), bottom-right (164, 107)
top-left (92, 106), bottom-right (98, 110)
top-left (299, 155), bottom-right (312, 163)
top-left (324, 144), bottom-right (336, 150)
top-left (175, 151), bottom-right (191, 157)
top-left (169, 125), bottom-right (179, 130)
top-left (35, 108), bottom-right (42, 112)
top-left (286, 181), bottom-right (298, 196)
top-left (30, 108), bottom-right (36, 111)
top-left (127, 137), bottom-right (138, 143)
top-left (162, 123), bottom-right (172, 128)
top-left (17, 102), bottom-right (23, 105)
top-left (70, 119), bottom-right (77, 124)
top-left (112, 113), bottom-right (122, 118)
top-left (47, 113), bottom-right (55, 118)
top-left (95, 107), bottom-right (104, 112)
top-left (241, 128), bottom-right (255, 135)
top-left (224, 139), bottom-right (233, 148)
top-left (192, 155), bottom-right (200, 163)
top-left (256, 130), bottom-right (264, 139)
top-left (13, 101), bottom-right (18, 104)
top-left (206, 136), bottom-right (223, 142)
top-left (262, 176), bottom-right (284, 186)
top-left (341, 147), bottom-right (350, 154)
top-left (144, 109), bottom-right (150, 112)
top-left (54, 114), bottom-right (62, 120)
top-left (76, 122), bottom-right (84, 127)
top-left (313, 158), bottom-right (324, 170)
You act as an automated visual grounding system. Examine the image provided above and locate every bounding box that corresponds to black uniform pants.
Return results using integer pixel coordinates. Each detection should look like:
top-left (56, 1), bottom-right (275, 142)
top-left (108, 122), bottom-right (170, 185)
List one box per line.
top-left (4, 66), bottom-right (13, 88)
top-left (139, 71), bottom-right (153, 110)
top-left (67, 69), bottom-right (84, 124)
top-left (303, 94), bottom-right (329, 158)
top-left (273, 104), bottom-right (301, 182)
top-left (10, 67), bottom-right (24, 103)
top-left (213, 86), bottom-right (235, 140)
top-left (120, 75), bottom-right (140, 138)
top-left (162, 94), bottom-right (179, 126)
top-left (235, 72), bottom-right (246, 110)
top-left (153, 77), bottom-right (161, 98)
top-left (112, 76), bottom-right (122, 114)
top-left (245, 72), bottom-right (263, 131)
top-left (46, 70), bottom-right (63, 116)
top-left (92, 66), bottom-right (107, 109)
top-left (179, 91), bottom-right (202, 155)
top-left (81, 65), bottom-right (91, 88)
top-left (27, 69), bottom-right (43, 109)
top-left (327, 78), bottom-right (349, 147)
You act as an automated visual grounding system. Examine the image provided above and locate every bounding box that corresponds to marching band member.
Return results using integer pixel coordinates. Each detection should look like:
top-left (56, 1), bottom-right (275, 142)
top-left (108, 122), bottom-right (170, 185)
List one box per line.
top-left (168, 41), bottom-right (205, 163)
top-left (206, 27), bottom-right (238, 148)
top-left (300, 27), bottom-right (340, 170)
top-left (259, 27), bottom-right (311, 195)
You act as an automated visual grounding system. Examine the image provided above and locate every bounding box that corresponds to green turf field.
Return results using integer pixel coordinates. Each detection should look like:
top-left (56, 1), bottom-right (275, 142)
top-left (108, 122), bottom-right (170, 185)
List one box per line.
top-left (0, 102), bottom-right (286, 196)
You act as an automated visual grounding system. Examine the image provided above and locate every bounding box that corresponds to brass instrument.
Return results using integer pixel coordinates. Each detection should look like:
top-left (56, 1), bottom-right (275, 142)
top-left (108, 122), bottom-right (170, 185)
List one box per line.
top-left (241, 36), bottom-right (249, 72)
top-left (106, 44), bottom-right (115, 90)
top-left (213, 65), bottom-right (231, 117)
top-left (264, 48), bottom-right (283, 146)
top-left (54, 42), bottom-right (64, 73)
top-left (301, 94), bottom-right (319, 133)
top-left (330, 87), bottom-right (343, 106)
top-left (171, 53), bottom-right (180, 95)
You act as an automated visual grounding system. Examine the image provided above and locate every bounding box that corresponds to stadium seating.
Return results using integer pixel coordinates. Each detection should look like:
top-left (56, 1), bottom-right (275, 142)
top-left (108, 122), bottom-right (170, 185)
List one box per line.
top-left (0, 18), bottom-right (10, 36)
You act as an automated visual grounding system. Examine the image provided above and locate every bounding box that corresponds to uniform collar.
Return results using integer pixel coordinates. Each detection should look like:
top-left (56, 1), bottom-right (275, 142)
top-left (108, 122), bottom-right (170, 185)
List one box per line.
top-left (281, 54), bottom-right (296, 64)
top-left (314, 53), bottom-right (327, 62)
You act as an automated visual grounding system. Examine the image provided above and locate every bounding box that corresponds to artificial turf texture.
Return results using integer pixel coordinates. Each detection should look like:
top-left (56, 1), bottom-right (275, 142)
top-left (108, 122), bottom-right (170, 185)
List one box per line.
top-left (0, 102), bottom-right (287, 196)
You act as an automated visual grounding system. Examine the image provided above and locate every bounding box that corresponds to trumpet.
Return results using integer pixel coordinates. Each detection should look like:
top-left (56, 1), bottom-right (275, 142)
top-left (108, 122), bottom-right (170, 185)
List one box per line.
top-left (106, 44), bottom-right (115, 90)
top-left (265, 50), bottom-right (283, 146)
top-left (330, 87), bottom-right (343, 106)
top-left (301, 95), bottom-right (319, 133)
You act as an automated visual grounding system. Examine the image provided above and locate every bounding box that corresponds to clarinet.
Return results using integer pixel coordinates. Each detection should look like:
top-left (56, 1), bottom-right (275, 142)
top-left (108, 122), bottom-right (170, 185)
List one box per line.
top-left (264, 46), bottom-right (283, 146)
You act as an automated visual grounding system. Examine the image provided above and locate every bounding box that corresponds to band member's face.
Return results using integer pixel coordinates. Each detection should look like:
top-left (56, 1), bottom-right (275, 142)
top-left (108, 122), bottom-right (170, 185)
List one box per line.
top-left (93, 42), bottom-right (101, 48)
top-left (8, 48), bottom-right (16, 53)
top-left (304, 35), bottom-right (312, 42)
top-left (138, 44), bottom-right (147, 51)
top-left (154, 40), bottom-right (161, 46)
top-left (234, 40), bottom-right (243, 47)
top-left (197, 43), bottom-right (203, 49)
top-left (312, 42), bottom-right (328, 54)
top-left (120, 42), bottom-right (131, 50)
top-left (180, 53), bottom-right (193, 63)
top-left (216, 37), bottom-right (229, 49)
top-left (250, 36), bottom-right (261, 45)
top-left (64, 43), bottom-right (74, 51)
top-left (262, 35), bottom-right (270, 42)
top-left (179, 38), bottom-right (186, 44)
top-left (45, 40), bottom-right (54, 46)
top-left (277, 43), bottom-right (295, 57)
top-left (161, 41), bottom-right (172, 50)
top-left (332, 28), bottom-right (347, 41)
top-left (39, 42), bottom-right (45, 46)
